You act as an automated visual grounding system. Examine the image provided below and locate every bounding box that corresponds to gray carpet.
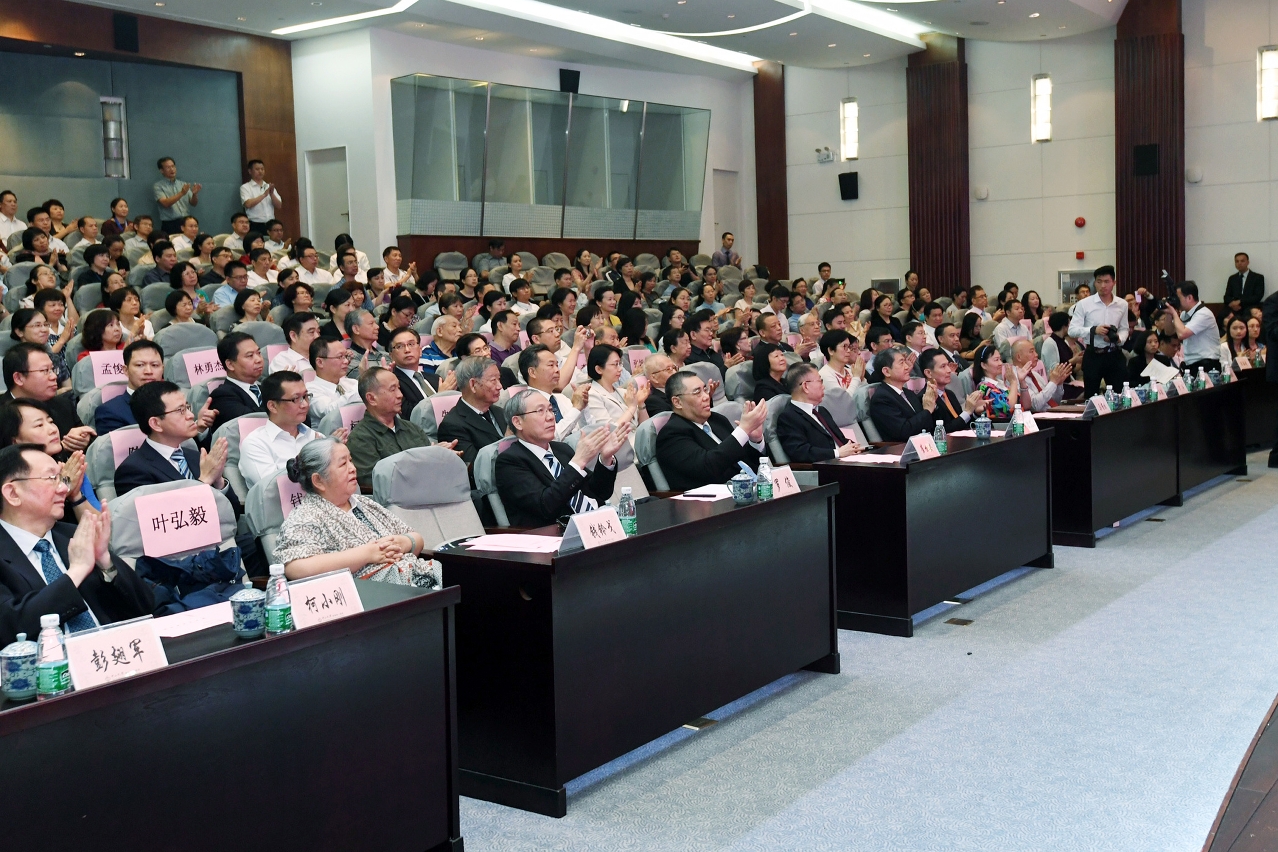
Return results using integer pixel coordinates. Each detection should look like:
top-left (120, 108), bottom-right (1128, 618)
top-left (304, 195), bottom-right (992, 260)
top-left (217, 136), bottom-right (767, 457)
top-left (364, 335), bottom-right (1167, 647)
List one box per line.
top-left (461, 451), bottom-right (1278, 851)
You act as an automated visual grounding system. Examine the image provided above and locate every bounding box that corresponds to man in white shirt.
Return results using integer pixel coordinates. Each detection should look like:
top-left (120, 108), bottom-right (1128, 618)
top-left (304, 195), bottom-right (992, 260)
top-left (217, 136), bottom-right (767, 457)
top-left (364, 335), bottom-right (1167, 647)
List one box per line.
top-left (213, 262), bottom-right (250, 308)
top-left (966, 286), bottom-right (993, 323)
top-left (333, 251), bottom-right (367, 286)
top-left (1010, 339), bottom-right (1072, 412)
top-left (169, 216), bottom-right (199, 253)
top-left (246, 248), bottom-right (278, 289)
top-left (508, 279), bottom-right (538, 317)
top-left (306, 338), bottom-right (359, 422)
top-left (271, 313), bottom-right (320, 376)
top-left (329, 244), bottom-right (370, 275)
top-left (0, 190), bottom-right (24, 245)
top-left (381, 246), bottom-right (416, 289)
top-left (1067, 265), bottom-right (1129, 396)
top-left (238, 371), bottom-right (325, 490)
top-left (921, 301), bottom-right (945, 347)
top-left (1164, 280), bottom-right (1222, 372)
top-left (240, 159), bottom-right (282, 229)
top-left (818, 329), bottom-right (864, 394)
top-left (993, 298), bottom-right (1032, 352)
top-left (223, 213), bottom-right (252, 254)
top-left (74, 217), bottom-right (101, 249)
top-left (28, 209), bottom-right (69, 254)
top-left (295, 246), bottom-right (335, 287)
top-left (263, 220), bottom-right (288, 255)
top-left (527, 315), bottom-right (586, 392)
top-left (517, 344), bottom-right (588, 441)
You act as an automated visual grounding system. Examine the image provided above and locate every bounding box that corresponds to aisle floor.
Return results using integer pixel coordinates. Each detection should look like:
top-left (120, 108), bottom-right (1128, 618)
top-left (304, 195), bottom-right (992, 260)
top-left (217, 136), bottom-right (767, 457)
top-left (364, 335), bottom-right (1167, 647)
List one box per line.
top-left (460, 450), bottom-right (1278, 852)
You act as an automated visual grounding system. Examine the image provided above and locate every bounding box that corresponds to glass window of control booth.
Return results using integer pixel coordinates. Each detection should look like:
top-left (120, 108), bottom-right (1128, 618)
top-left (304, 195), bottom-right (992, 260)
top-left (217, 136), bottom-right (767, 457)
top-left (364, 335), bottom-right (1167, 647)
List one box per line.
top-left (482, 85), bottom-right (570, 238)
top-left (563, 95), bottom-right (643, 240)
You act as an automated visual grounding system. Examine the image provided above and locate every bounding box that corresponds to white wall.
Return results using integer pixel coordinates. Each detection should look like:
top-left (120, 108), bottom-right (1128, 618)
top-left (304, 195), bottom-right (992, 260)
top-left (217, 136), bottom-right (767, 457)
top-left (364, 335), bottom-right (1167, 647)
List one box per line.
top-left (967, 29), bottom-right (1116, 305)
top-left (291, 27), bottom-right (757, 263)
top-left (785, 61), bottom-right (911, 290)
top-left (1184, 0), bottom-right (1278, 302)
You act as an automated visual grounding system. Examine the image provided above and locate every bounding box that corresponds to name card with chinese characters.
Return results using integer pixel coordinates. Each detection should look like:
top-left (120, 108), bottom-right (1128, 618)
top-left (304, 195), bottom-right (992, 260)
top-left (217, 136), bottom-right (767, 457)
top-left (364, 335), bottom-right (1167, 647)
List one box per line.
top-left (1084, 395), bottom-right (1111, 418)
top-left (65, 618), bottom-right (168, 690)
top-left (1236, 356), bottom-right (1254, 372)
top-left (89, 350), bottom-right (126, 387)
top-left (111, 427), bottom-right (146, 468)
top-left (264, 343), bottom-right (289, 365)
top-left (771, 465), bottom-right (801, 497)
top-left (183, 349), bottom-right (226, 384)
top-left (278, 476), bottom-right (305, 519)
top-left (135, 484), bottom-right (222, 557)
top-left (899, 433), bottom-right (941, 463)
top-left (289, 570), bottom-right (364, 630)
top-left (1171, 375), bottom-right (1190, 396)
top-left (1202, 372), bottom-right (1215, 388)
top-left (1020, 412), bottom-right (1041, 432)
top-left (340, 403), bottom-right (366, 431)
top-left (560, 506), bottom-right (626, 552)
top-left (431, 394), bottom-right (461, 423)
top-left (627, 348), bottom-right (650, 372)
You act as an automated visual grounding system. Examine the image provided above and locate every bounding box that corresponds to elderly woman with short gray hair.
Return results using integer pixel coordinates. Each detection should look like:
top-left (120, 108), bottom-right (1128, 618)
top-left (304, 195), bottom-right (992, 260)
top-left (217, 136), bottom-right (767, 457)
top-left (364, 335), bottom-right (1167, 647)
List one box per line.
top-left (273, 437), bottom-right (438, 587)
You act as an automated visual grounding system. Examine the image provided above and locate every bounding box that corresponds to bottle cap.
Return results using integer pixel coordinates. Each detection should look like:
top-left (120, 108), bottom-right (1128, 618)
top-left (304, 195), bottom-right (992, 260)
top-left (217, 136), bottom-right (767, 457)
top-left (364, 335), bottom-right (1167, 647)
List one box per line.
top-left (40, 614), bottom-right (59, 628)
top-left (269, 564), bottom-right (285, 576)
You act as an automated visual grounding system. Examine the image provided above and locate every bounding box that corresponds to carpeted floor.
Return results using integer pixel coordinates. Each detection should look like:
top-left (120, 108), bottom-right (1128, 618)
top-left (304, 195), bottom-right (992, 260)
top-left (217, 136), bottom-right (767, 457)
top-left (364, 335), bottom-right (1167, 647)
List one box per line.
top-left (460, 450), bottom-right (1278, 851)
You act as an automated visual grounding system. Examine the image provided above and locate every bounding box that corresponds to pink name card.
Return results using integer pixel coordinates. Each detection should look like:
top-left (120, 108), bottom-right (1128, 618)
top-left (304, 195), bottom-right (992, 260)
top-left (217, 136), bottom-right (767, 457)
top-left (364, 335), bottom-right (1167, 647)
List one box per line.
top-left (110, 428), bottom-right (146, 468)
top-left (238, 417), bottom-right (269, 442)
top-left (771, 465), bottom-right (801, 498)
top-left (787, 333), bottom-right (801, 349)
top-left (628, 349), bottom-right (650, 372)
top-left (89, 350), bottom-right (126, 387)
top-left (1202, 372), bottom-right (1215, 388)
top-left (66, 618), bottom-right (168, 690)
top-left (905, 433), bottom-right (941, 460)
top-left (183, 349), bottom-right (226, 384)
top-left (1088, 394), bottom-right (1112, 415)
top-left (134, 484), bottom-right (223, 557)
top-left (565, 506), bottom-right (626, 550)
top-left (264, 343), bottom-right (288, 364)
top-left (431, 394), bottom-right (461, 423)
top-left (518, 330), bottom-right (529, 348)
top-left (1171, 376), bottom-right (1189, 395)
top-left (1235, 356), bottom-right (1254, 372)
top-left (278, 476), bottom-right (305, 519)
top-left (340, 403), bottom-right (366, 431)
top-left (101, 382), bottom-right (128, 403)
top-left (290, 570), bottom-right (364, 630)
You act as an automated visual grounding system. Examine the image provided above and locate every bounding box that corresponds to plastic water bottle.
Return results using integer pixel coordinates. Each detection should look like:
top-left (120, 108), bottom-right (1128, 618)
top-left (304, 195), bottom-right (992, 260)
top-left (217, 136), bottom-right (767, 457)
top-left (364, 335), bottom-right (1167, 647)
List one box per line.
top-left (932, 419), bottom-right (947, 454)
top-left (1197, 367), bottom-right (1207, 390)
top-left (617, 487), bottom-right (637, 536)
top-left (1149, 382), bottom-right (1159, 401)
top-left (265, 564), bottom-right (293, 636)
top-left (756, 457), bottom-right (774, 501)
top-left (1104, 386), bottom-right (1117, 408)
top-left (35, 614), bottom-right (70, 700)
top-left (1120, 381), bottom-right (1133, 409)
top-left (1010, 404), bottom-right (1025, 437)
top-left (1183, 369), bottom-right (1193, 391)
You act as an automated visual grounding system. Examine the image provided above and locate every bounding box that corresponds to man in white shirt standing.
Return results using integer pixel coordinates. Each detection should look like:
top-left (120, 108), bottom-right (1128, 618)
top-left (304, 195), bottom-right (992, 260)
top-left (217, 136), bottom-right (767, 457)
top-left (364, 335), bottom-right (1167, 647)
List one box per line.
top-left (0, 190), bottom-right (24, 245)
top-left (517, 344), bottom-right (588, 441)
top-left (1164, 280), bottom-right (1222, 373)
top-left (240, 159), bottom-right (282, 231)
top-left (239, 371), bottom-right (329, 490)
top-left (295, 246), bottom-right (335, 287)
top-left (306, 338), bottom-right (359, 422)
top-left (1068, 265), bottom-right (1129, 397)
top-left (271, 312), bottom-right (320, 376)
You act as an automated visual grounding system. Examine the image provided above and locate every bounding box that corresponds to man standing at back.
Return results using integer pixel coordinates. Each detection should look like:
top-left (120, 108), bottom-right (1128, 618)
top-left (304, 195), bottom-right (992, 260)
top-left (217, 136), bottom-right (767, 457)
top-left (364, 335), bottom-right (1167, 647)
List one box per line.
top-left (1068, 266), bottom-right (1128, 397)
top-left (152, 156), bottom-right (200, 235)
top-left (240, 159), bottom-right (282, 230)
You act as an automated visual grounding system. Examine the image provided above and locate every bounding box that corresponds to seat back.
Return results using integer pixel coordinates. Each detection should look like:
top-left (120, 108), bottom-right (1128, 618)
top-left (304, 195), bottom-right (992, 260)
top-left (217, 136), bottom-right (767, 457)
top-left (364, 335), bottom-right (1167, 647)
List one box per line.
top-left (515, 251), bottom-right (538, 271)
top-left (154, 322), bottom-right (218, 356)
top-left (725, 361), bottom-right (754, 401)
top-left (634, 252), bottom-right (659, 271)
top-left (127, 264), bottom-right (155, 289)
top-left (410, 390), bottom-right (460, 441)
top-left (4, 262), bottom-right (36, 294)
top-left (78, 384), bottom-right (126, 429)
top-left (856, 382), bottom-right (883, 442)
top-left (149, 309), bottom-right (174, 334)
top-left (108, 479), bottom-right (238, 567)
top-left (763, 394), bottom-right (792, 465)
top-left (236, 320), bottom-right (286, 350)
top-left (164, 346), bottom-right (221, 388)
top-left (683, 361), bottom-right (726, 404)
top-left (952, 367), bottom-right (975, 399)
top-left (141, 281), bottom-right (170, 311)
top-left (822, 386), bottom-right (860, 426)
top-left (210, 305), bottom-right (238, 336)
top-left (71, 350), bottom-right (124, 396)
top-left (689, 253), bottom-right (712, 269)
top-left (268, 304), bottom-right (291, 325)
top-left (473, 437), bottom-right (517, 526)
top-left (72, 282), bottom-right (102, 314)
top-left (634, 410), bottom-right (673, 490)
top-left (2, 284), bottom-right (25, 313)
top-left (372, 446), bottom-right (484, 545)
top-left (433, 252), bottom-right (468, 280)
top-left (244, 469), bottom-right (295, 564)
top-left (215, 413), bottom-right (270, 503)
top-left (63, 334), bottom-right (84, 365)
top-left (541, 252), bottom-right (570, 268)
top-left (318, 402), bottom-right (365, 436)
top-left (711, 400), bottom-right (744, 425)
top-left (185, 378), bottom-right (222, 416)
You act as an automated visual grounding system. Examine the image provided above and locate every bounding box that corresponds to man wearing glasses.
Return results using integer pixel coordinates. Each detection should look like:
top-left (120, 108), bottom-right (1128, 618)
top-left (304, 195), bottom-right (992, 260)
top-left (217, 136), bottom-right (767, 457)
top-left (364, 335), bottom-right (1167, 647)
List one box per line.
top-left (96, 340), bottom-right (217, 435)
top-left (307, 338), bottom-right (360, 423)
top-left (116, 381), bottom-right (234, 500)
top-left (654, 371), bottom-right (768, 492)
top-left (0, 445), bottom-right (153, 644)
top-left (775, 362), bottom-right (866, 463)
top-left (0, 343), bottom-right (96, 451)
top-left (387, 326), bottom-right (435, 420)
top-left (239, 371), bottom-right (337, 490)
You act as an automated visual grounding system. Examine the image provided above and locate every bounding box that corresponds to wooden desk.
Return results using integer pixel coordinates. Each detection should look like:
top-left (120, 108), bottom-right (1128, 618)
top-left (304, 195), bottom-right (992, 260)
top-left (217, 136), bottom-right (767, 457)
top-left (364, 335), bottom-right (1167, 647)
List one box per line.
top-left (815, 431), bottom-right (1054, 637)
top-left (1234, 367), bottom-right (1276, 448)
top-left (435, 486), bottom-right (840, 817)
top-left (0, 582), bottom-right (464, 852)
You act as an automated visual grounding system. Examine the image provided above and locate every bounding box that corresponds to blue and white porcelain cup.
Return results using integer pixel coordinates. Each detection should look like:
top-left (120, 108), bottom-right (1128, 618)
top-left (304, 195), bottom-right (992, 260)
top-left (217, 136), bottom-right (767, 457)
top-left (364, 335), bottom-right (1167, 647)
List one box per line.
top-left (1, 633), bottom-right (38, 702)
top-left (230, 588), bottom-right (267, 639)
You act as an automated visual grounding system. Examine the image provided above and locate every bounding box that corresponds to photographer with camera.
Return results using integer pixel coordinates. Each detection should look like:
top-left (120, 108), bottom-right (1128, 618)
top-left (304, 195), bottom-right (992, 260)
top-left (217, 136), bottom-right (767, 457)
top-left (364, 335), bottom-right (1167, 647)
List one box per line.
top-left (1163, 280), bottom-right (1221, 373)
top-left (1068, 265), bottom-right (1129, 397)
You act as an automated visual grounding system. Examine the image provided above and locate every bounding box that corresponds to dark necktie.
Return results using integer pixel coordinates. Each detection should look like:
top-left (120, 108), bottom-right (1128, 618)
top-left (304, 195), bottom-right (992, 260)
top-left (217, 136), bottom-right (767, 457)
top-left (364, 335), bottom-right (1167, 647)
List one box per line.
top-left (34, 541), bottom-right (96, 633)
top-left (549, 395), bottom-right (563, 422)
top-left (816, 408), bottom-right (845, 446)
top-left (248, 384), bottom-right (262, 406)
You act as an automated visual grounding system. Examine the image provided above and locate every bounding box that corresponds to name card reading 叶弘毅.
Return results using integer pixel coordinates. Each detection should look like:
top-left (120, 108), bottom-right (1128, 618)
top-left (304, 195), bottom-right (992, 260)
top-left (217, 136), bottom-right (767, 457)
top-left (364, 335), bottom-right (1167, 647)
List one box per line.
top-left (134, 484), bottom-right (223, 558)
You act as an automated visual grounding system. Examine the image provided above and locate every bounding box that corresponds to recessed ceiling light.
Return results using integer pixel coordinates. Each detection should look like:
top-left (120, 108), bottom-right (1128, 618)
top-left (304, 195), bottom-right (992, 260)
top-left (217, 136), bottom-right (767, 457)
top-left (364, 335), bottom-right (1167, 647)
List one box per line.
top-left (237, 16), bottom-right (247, 21)
top-left (154, 2), bottom-right (164, 6)
top-left (828, 43), bottom-right (836, 47)
top-left (923, 20), bottom-right (931, 24)
top-left (1029, 12), bottom-right (1040, 17)
top-left (887, 7), bottom-right (897, 10)
top-left (789, 32), bottom-right (797, 35)
top-left (1058, 25), bottom-right (1066, 28)
top-left (475, 35), bottom-right (484, 39)
top-left (311, 1), bottom-right (322, 5)
top-left (863, 53), bottom-right (870, 57)
top-left (677, 1), bottom-right (685, 4)
top-left (727, 14), bottom-right (734, 18)
top-left (73, 51), bottom-right (85, 57)
top-left (414, 22), bottom-right (425, 27)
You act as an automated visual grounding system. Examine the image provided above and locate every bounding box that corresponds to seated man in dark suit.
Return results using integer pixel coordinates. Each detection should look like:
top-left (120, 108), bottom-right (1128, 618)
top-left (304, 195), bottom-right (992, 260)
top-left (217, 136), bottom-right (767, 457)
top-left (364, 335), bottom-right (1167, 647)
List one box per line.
top-left (775, 362), bottom-right (865, 463)
top-left (115, 381), bottom-right (236, 503)
top-left (918, 348), bottom-right (987, 432)
top-left (208, 331), bottom-right (265, 434)
top-left (654, 370), bottom-right (768, 491)
top-left (643, 353), bottom-right (676, 416)
top-left (685, 311), bottom-right (738, 380)
top-left (0, 445), bottom-right (154, 644)
top-left (388, 326), bottom-right (435, 420)
top-left (0, 343), bottom-right (96, 453)
top-left (495, 389), bottom-right (630, 527)
top-left (867, 346), bottom-right (941, 442)
top-left (95, 340), bottom-right (219, 435)
top-left (436, 355), bottom-right (508, 469)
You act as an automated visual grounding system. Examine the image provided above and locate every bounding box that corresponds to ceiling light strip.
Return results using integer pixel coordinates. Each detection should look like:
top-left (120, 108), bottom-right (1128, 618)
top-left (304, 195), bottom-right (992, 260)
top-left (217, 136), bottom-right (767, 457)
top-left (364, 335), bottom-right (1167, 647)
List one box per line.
top-left (781, 0), bottom-right (927, 46)
top-left (653, 9), bottom-right (810, 38)
top-left (273, 0), bottom-right (422, 34)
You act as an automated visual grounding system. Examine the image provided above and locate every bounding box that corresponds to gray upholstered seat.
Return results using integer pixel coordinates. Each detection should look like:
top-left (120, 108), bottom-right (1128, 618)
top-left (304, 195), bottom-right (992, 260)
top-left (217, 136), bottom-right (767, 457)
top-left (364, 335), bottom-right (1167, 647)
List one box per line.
top-left (372, 446), bottom-right (485, 545)
top-left (154, 322), bottom-right (218, 356)
top-left (210, 305), bottom-right (238, 336)
top-left (712, 400), bottom-right (744, 426)
top-left (235, 320), bottom-right (286, 350)
top-left (318, 402), bottom-right (365, 436)
top-left (77, 384), bottom-right (125, 429)
top-left (410, 391), bottom-right (461, 441)
top-left (634, 410), bottom-right (673, 490)
top-left (855, 382), bottom-right (883, 442)
top-left (724, 361), bottom-right (754, 401)
top-left (245, 469), bottom-right (295, 564)
top-left (73, 282), bottom-right (102, 314)
top-left (472, 437), bottom-right (517, 527)
top-left (215, 412), bottom-right (269, 504)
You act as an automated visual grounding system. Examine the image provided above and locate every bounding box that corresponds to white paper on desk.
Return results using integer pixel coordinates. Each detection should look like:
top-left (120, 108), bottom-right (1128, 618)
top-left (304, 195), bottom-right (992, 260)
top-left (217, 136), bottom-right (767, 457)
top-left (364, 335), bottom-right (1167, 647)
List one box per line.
top-left (946, 429), bottom-right (1006, 438)
top-left (464, 534), bottom-right (563, 553)
top-left (1034, 411), bottom-right (1083, 420)
top-left (677, 484), bottom-right (733, 500)
top-left (1142, 359), bottom-right (1181, 385)
top-left (153, 601), bottom-right (233, 637)
top-left (849, 453), bottom-right (902, 464)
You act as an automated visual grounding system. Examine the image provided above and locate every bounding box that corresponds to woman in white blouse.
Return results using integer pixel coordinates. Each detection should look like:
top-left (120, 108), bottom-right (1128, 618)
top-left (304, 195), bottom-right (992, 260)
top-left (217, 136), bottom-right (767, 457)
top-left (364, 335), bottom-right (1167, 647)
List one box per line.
top-left (583, 343), bottom-right (648, 432)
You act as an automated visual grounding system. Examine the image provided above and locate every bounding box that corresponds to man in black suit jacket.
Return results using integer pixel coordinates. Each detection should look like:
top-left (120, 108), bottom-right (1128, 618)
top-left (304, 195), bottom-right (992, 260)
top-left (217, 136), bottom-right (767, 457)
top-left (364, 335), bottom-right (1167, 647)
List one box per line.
top-left (0, 343), bottom-right (96, 452)
top-left (918, 348), bottom-right (988, 433)
top-left (1225, 253), bottom-right (1265, 316)
top-left (655, 370), bottom-right (768, 491)
top-left (495, 389), bottom-right (630, 527)
top-left (642, 353), bottom-right (676, 417)
top-left (0, 446), bottom-right (154, 644)
top-left (208, 331), bottom-right (265, 434)
top-left (775, 363), bottom-right (864, 463)
top-left (685, 312), bottom-right (741, 381)
top-left (388, 326), bottom-right (436, 420)
top-left (867, 347), bottom-right (943, 442)
top-left (436, 356), bottom-right (508, 468)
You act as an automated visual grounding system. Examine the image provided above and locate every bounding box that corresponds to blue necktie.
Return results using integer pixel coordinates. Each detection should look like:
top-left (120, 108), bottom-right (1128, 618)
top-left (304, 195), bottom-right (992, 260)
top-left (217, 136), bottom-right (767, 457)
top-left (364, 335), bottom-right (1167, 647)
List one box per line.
top-left (34, 540), bottom-right (96, 633)
top-left (544, 452), bottom-right (563, 478)
top-left (549, 396), bottom-right (563, 422)
top-left (249, 384), bottom-right (263, 406)
top-left (702, 423), bottom-right (714, 438)
top-left (172, 449), bottom-right (192, 479)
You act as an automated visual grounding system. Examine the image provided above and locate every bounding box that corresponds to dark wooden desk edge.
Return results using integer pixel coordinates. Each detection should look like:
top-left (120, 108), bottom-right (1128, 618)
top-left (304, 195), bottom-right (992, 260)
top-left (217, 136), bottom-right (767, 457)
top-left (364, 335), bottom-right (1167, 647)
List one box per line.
top-left (0, 585), bottom-right (462, 735)
top-left (1202, 691), bottom-right (1278, 852)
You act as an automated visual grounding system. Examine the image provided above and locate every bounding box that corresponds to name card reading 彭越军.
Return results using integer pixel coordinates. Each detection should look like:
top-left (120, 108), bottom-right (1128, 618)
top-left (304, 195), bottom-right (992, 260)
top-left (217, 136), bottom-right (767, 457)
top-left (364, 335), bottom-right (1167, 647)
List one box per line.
top-left (65, 618), bottom-right (168, 690)
top-left (771, 465), bottom-right (801, 497)
top-left (89, 350), bottom-right (126, 387)
top-left (289, 570), bottom-right (364, 629)
top-left (134, 484), bottom-right (223, 558)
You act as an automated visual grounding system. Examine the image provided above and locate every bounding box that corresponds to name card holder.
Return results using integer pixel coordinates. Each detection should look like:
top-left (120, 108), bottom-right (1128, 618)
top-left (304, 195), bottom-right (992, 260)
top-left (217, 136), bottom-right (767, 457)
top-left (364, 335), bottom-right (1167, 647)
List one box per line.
top-left (289, 569), bottom-right (364, 629)
top-left (560, 506), bottom-right (626, 552)
top-left (899, 432), bottom-right (941, 463)
top-left (89, 350), bottom-right (127, 387)
top-left (1235, 356), bottom-right (1253, 373)
top-left (771, 465), bottom-right (801, 497)
top-left (1083, 395), bottom-right (1111, 418)
top-left (1169, 376), bottom-right (1190, 397)
top-left (66, 616), bottom-right (168, 690)
top-left (1018, 412), bottom-right (1040, 433)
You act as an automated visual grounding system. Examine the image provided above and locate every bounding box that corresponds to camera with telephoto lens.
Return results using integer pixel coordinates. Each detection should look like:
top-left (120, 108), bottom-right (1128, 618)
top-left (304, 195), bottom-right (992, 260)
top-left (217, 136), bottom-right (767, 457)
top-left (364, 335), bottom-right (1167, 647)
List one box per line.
top-left (1152, 270), bottom-right (1180, 314)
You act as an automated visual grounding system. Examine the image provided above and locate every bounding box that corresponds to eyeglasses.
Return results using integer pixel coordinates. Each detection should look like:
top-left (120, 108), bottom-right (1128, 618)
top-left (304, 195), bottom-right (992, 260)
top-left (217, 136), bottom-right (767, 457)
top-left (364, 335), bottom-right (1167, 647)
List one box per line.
top-left (675, 386), bottom-right (710, 398)
top-left (519, 406), bottom-right (554, 418)
top-left (390, 342), bottom-right (418, 351)
top-left (278, 393), bottom-right (314, 404)
top-left (318, 351), bottom-right (353, 361)
top-left (10, 474), bottom-right (64, 486)
top-left (164, 404), bottom-right (194, 416)
top-left (18, 367), bottom-right (57, 376)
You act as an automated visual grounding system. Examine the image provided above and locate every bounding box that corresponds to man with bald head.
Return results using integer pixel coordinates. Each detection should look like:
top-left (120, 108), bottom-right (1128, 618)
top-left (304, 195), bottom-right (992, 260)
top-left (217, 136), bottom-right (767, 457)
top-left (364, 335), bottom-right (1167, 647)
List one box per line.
top-left (643, 353), bottom-right (677, 416)
top-left (1011, 338), bottom-right (1072, 412)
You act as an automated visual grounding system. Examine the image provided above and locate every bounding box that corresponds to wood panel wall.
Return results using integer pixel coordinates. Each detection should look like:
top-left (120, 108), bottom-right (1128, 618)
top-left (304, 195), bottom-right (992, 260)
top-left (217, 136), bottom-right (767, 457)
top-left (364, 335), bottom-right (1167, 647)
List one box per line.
top-left (1115, 0), bottom-right (1184, 295)
top-left (0, 0), bottom-right (299, 238)
top-left (753, 60), bottom-right (789, 279)
top-left (906, 36), bottom-right (970, 297)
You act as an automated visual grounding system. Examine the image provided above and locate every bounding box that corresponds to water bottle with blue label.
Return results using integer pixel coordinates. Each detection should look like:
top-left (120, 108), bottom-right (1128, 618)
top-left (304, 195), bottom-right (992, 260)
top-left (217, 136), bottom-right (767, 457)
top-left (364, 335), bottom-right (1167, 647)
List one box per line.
top-left (756, 458), bottom-right (774, 501)
top-left (932, 420), bottom-right (947, 454)
top-left (617, 487), bottom-right (637, 536)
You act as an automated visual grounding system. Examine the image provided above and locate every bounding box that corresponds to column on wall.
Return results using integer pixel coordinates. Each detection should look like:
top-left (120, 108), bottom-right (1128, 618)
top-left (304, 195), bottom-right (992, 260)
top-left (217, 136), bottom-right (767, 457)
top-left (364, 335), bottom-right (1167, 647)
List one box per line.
top-left (906, 35), bottom-right (970, 297)
top-left (1114, 0), bottom-right (1184, 294)
top-left (753, 60), bottom-right (789, 279)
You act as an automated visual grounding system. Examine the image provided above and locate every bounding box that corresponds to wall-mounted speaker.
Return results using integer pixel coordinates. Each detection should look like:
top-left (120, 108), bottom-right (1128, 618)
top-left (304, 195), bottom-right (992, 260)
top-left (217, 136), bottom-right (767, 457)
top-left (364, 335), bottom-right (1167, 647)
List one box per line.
top-left (559, 69), bottom-right (580, 94)
top-left (838, 171), bottom-right (859, 201)
top-left (113, 13), bottom-right (139, 53)
top-left (1133, 144), bottom-right (1159, 177)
